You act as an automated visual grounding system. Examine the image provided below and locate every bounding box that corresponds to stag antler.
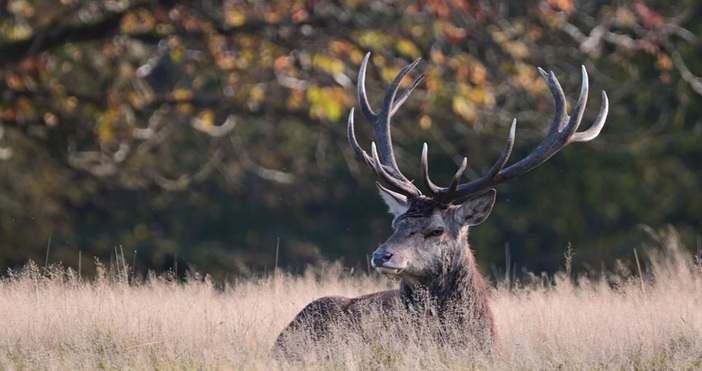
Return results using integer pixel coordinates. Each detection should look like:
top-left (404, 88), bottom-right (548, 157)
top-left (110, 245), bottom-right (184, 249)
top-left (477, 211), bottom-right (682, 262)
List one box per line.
top-left (422, 66), bottom-right (609, 204)
top-left (347, 52), bottom-right (425, 197)
top-left (348, 53), bottom-right (609, 204)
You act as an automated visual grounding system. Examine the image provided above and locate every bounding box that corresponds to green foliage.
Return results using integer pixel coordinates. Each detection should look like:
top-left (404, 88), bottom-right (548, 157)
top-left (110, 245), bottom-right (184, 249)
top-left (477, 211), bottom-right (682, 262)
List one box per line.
top-left (0, 0), bottom-right (700, 279)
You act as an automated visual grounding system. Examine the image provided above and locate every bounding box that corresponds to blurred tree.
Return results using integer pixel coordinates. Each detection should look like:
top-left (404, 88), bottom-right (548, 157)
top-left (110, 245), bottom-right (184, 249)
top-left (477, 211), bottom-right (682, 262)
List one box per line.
top-left (0, 0), bottom-right (700, 279)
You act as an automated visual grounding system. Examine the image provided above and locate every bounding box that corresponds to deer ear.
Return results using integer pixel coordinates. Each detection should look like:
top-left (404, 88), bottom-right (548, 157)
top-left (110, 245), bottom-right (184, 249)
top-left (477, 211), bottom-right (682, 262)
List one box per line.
top-left (454, 189), bottom-right (496, 226)
top-left (376, 182), bottom-right (409, 217)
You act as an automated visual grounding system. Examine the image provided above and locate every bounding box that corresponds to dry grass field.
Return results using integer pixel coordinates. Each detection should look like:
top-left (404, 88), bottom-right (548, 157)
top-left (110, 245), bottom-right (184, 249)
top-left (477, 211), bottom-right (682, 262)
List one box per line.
top-left (1, 230), bottom-right (701, 370)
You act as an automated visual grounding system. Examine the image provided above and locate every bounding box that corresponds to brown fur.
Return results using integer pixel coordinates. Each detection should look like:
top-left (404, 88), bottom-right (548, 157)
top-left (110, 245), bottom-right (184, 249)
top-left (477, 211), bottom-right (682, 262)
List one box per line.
top-left (274, 195), bottom-right (498, 353)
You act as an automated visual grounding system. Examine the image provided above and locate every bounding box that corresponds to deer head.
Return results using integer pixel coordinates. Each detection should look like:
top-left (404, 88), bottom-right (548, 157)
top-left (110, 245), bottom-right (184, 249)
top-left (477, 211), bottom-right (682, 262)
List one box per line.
top-left (347, 53), bottom-right (608, 286)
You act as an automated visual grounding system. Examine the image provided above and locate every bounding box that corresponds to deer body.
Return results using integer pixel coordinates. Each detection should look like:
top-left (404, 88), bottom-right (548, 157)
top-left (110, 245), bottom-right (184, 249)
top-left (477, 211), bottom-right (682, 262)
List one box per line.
top-left (274, 53), bottom-right (608, 353)
top-left (275, 196), bottom-right (498, 349)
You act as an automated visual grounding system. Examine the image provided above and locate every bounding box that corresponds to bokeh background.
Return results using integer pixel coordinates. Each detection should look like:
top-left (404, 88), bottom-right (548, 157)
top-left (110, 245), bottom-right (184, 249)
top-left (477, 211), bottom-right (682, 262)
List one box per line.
top-left (0, 0), bottom-right (699, 280)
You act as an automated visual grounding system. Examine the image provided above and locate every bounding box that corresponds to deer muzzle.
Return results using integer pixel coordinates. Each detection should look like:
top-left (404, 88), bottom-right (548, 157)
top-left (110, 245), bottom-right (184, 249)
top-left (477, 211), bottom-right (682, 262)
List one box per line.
top-left (370, 250), bottom-right (404, 274)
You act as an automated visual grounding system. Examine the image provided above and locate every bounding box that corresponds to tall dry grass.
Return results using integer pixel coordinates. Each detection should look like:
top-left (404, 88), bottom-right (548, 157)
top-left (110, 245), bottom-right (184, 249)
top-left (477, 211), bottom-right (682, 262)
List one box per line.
top-left (1, 230), bottom-right (701, 370)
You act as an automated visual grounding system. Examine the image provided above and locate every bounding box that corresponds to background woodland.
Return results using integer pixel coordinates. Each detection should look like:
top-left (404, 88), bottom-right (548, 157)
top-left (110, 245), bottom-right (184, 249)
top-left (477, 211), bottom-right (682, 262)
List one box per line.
top-left (0, 0), bottom-right (700, 280)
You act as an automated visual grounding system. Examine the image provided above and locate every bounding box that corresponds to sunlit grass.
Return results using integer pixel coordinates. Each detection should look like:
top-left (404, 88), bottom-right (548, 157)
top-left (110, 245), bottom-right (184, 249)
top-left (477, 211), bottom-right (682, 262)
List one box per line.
top-left (1, 229), bottom-right (701, 370)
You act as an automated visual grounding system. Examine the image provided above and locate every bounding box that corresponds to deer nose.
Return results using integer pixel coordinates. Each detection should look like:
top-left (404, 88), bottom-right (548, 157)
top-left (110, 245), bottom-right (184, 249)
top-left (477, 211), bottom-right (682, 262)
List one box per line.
top-left (371, 251), bottom-right (393, 267)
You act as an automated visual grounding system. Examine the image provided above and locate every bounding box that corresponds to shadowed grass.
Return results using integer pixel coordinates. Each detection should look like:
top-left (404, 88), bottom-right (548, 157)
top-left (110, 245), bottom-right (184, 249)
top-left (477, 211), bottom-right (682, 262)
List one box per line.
top-left (1, 230), bottom-right (701, 370)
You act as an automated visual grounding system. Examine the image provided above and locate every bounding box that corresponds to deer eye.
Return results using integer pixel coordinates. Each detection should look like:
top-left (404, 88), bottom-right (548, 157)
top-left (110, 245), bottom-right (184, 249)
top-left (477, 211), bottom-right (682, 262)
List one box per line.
top-left (426, 228), bottom-right (444, 238)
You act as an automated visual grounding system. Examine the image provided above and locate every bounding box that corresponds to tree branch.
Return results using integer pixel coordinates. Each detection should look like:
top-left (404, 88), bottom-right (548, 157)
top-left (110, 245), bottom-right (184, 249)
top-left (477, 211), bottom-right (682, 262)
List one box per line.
top-left (0, 2), bottom-right (145, 66)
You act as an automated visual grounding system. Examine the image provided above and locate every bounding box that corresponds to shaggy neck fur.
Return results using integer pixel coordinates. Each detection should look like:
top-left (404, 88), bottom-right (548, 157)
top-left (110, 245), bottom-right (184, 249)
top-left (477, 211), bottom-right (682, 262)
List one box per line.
top-left (398, 234), bottom-right (496, 346)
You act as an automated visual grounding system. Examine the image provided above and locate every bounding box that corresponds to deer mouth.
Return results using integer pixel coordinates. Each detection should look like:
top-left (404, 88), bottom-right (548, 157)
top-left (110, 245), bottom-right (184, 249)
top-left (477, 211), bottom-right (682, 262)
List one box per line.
top-left (374, 264), bottom-right (405, 275)
top-left (370, 251), bottom-right (407, 275)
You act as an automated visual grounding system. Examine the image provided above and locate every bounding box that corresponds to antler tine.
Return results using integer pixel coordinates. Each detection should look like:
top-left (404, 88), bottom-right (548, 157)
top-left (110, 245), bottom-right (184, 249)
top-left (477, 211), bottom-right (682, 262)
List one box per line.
top-left (391, 72), bottom-right (425, 116)
top-left (446, 157), bottom-right (468, 195)
top-left (357, 53), bottom-right (377, 120)
top-left (421, 143), bottom-right (443, 195)
top-left (483, 119), bottom-right (517, 180)
top-left (561, 65), bottom-right (590, 137)
top-left (370, 142), bottom-right (422, 197)
top-left (347, 107), bottom-right (374, 167)
top-left (349, 52), bottom-right (423, 197)
top-left (572, 90), bottom-right (609, 142)
top-left (538, 68), bottom-right (567, 134)
top-left (435, 66), bottom-right (608, 202)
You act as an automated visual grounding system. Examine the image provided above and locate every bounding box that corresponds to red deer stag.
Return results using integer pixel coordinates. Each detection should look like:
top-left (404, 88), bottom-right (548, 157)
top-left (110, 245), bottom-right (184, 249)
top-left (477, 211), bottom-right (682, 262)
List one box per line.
top-left (275, 53), bottom-right (608, 351)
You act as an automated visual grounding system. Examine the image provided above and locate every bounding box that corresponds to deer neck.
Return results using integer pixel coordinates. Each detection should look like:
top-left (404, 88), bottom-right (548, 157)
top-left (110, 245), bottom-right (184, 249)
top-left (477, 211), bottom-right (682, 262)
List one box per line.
top-left (398, 241), bottom-right (490, 322)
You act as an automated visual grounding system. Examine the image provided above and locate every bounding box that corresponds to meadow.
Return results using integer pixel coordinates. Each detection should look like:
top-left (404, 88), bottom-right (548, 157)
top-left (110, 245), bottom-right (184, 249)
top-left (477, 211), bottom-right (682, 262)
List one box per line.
top-left (1, 229), bottom-right (701, 370)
